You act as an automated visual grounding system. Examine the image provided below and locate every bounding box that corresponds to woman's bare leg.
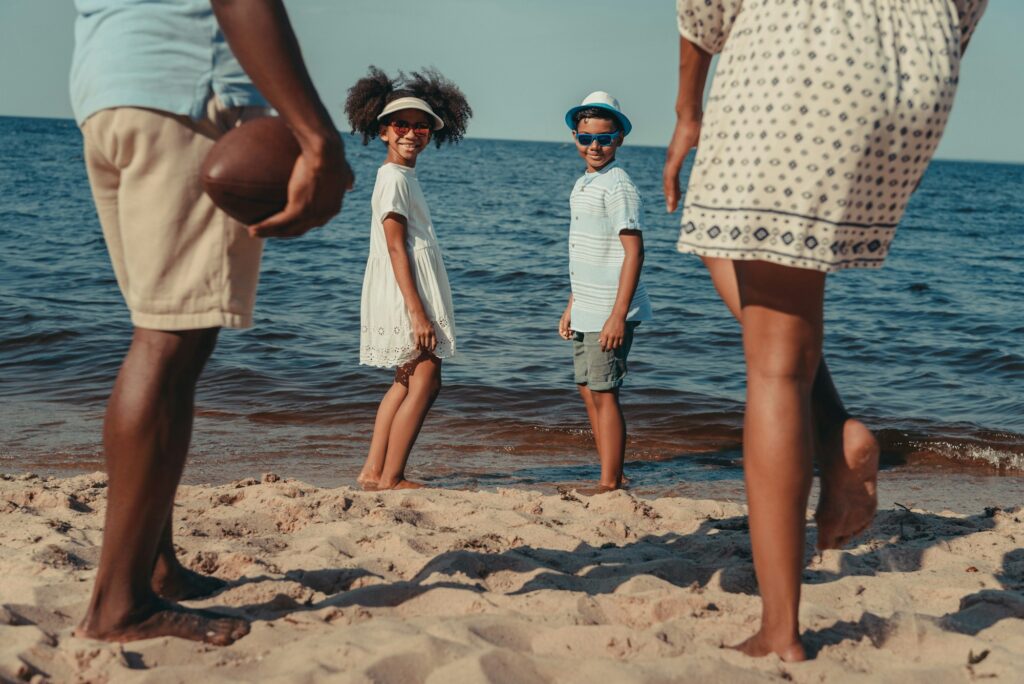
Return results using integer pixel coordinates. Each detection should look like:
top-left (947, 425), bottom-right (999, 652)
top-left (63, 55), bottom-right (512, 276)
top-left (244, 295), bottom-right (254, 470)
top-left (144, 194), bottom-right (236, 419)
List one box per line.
top-left (732, 260), bottom-right (825, 661)
top-left (702, 257), bottom-right (878, 549)
top-left (359, 380), bottom-right (409, 489)
top-left (378, 354), bottom-right (442, 489)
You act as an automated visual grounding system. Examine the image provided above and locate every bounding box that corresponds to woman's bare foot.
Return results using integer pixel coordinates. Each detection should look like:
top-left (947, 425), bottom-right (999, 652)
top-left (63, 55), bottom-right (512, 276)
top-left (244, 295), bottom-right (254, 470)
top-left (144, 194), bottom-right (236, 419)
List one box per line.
top-left (76, 599), bottom-right (249, 646)
top-left (815, 418), bottom-right (880, 550)
top-left (151, 562), bottom-right (227, 601)
top-left (730, 630), bottom-right (807, 661)
top-left (377, 478), bottom-right (425, 490)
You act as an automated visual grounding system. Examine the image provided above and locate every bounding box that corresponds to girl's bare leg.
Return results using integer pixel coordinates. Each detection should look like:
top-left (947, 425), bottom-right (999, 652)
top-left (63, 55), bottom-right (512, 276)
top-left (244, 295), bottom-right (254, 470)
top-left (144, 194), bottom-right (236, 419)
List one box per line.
top-left (702, 257), bottom-right (878, 549)
top-left (732, 260), bottom-right (826, 661)
top-left (358, 380), bottom-right (409, 489)
top-left (378, 354), bottom-right (441, 489)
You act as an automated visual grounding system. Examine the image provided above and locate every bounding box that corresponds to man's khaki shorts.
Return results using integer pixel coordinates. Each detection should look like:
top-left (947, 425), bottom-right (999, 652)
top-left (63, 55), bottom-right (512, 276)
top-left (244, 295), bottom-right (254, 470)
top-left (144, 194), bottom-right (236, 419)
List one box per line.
top-left (82, 98), bottom-right (269, 330)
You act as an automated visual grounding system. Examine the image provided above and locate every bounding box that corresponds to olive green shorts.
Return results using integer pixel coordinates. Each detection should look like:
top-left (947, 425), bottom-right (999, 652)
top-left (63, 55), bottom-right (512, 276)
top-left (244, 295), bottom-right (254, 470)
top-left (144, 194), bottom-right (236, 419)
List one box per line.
top-left (572, 322), bottom-right (639, 392)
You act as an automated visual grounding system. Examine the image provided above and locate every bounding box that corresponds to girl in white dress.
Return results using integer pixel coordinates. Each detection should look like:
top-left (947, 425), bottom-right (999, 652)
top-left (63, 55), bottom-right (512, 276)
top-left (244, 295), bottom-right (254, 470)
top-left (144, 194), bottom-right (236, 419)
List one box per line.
top-left (344, 67), bottom-right (471, 490)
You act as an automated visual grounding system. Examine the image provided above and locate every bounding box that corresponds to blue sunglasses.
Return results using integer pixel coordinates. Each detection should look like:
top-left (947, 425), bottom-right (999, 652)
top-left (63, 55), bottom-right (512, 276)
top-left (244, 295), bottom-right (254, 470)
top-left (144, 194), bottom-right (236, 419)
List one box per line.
top-left (575, 132), bottom-right (619, 147)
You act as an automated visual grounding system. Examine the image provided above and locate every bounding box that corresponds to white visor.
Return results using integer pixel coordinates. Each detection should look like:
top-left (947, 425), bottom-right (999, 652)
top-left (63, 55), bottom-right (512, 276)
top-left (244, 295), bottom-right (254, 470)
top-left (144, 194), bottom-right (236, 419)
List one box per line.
top-left (376, 96), bottom-right (445, 131)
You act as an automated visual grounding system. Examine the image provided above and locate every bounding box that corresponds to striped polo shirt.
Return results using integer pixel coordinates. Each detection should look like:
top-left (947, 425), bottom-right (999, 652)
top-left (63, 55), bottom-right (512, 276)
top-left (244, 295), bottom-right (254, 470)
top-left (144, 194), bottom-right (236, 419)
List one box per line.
top-left (568, 161), bottom-right (653, 332)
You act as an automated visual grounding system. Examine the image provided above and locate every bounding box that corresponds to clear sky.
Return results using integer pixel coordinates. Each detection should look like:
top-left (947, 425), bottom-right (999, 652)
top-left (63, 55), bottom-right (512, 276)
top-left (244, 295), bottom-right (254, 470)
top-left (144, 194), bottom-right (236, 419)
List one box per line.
top-left (1, 0), bottom-right (1021, 163)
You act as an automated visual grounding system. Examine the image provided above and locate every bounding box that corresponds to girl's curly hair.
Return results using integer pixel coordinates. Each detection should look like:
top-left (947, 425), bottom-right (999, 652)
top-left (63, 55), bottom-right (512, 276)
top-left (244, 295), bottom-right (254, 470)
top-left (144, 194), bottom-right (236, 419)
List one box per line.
top-left (344, 66), bottom-right (472, 148)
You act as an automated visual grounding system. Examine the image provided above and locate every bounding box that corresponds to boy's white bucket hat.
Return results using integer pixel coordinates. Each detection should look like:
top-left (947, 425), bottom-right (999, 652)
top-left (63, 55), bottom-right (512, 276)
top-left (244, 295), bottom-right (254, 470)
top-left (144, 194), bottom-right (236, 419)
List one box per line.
top-left (564, 91), bottom-right (632, 136)
top-left (377, 96), bottom-right (445, 130)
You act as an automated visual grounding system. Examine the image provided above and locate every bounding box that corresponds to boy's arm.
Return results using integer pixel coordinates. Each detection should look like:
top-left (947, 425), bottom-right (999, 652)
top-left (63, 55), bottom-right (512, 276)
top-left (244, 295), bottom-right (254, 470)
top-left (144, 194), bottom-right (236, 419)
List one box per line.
top-left (382, 214), bottom-right (436, 352)
top-left (599, 230), bottom-right (644, 352)
top-left (663, 36), bottom-right (712, 213)
top-left (559, 294), bottom-right (574, 340)
top-left (210, 0), bottom-right (354, 239)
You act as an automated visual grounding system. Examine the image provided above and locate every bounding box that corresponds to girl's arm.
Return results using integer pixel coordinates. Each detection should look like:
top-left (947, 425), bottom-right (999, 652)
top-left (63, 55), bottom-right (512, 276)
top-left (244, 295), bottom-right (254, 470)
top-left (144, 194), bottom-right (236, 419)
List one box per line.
top-left (383, 214), bottom-right (436, 352)
top-left (663, 36), bottom-right (713, 213)
top-left (600, 231), bottom-right (644, 352)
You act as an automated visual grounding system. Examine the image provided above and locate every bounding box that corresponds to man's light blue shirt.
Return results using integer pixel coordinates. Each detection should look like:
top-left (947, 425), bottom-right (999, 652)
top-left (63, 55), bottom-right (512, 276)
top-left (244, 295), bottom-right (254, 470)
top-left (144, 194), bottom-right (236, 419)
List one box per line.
top-left (70, 0), bottom-right (267, 126)
top-left (568, 161), bottom-right (653, 333)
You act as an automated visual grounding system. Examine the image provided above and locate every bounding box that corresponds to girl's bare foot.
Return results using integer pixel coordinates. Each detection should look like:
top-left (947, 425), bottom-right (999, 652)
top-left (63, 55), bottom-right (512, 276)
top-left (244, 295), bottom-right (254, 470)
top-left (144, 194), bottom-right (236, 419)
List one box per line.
top-left (730, 630), bottom-right (807, 661)
top-left (76, 599), bottom-right (249, 646)
top-left (356, 472), bottom-right (379, 491)
top-left (377, 478), bottom-right (425, 490)
top-left (815, 418), bottom-right (880, 549)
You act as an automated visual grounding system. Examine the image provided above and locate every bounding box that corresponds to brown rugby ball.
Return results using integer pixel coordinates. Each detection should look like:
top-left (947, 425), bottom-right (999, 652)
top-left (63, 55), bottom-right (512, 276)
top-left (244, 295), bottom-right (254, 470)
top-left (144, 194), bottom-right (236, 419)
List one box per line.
top-left (201, 116), bottom-right (300, 225)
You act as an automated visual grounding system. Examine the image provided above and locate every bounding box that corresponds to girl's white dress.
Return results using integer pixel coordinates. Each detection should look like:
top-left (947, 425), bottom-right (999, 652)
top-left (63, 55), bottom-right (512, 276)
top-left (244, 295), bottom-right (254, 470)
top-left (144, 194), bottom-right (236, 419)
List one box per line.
top-left (360, 163), bottom-right (456, 368)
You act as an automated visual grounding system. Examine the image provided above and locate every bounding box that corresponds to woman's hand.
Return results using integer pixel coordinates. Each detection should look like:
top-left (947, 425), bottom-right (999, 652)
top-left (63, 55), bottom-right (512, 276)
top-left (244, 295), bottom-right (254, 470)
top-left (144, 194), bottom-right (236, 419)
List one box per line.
top-left (411, 311), bottom-right (437, 352)
top-left (663, 115), bottom-right (702, 213)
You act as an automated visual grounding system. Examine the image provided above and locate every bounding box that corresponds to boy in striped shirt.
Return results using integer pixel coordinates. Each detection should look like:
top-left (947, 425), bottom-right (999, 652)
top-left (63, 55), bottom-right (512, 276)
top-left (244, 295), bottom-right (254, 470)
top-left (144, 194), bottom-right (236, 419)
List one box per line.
top-left (558, 92), bottom-right (652, 490)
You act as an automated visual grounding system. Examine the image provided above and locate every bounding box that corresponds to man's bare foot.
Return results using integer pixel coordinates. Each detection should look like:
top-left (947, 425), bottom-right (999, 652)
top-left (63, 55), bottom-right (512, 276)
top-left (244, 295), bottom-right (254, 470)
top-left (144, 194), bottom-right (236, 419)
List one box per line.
top-left (76, 599), bottom-right (249, 646)
top-left (152, 562), bottom-right (227, 601)
top-left (815, 418), bottom-right (880, 550)
top-left (377, 478), bottom-right (425, 490)
top-left (730, 630), bottom-right (807, 661)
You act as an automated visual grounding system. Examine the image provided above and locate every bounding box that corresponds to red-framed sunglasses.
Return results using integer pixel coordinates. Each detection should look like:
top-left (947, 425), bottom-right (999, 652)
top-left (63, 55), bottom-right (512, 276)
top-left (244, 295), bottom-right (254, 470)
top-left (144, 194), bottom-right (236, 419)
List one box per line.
top-left (388, 119), bottom-right (432, 137)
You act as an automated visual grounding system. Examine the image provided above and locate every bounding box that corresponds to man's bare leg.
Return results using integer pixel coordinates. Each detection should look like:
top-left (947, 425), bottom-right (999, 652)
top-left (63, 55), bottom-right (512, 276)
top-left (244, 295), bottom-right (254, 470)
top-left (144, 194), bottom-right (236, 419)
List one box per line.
top-left (702, 257), bottom-right (878, 549)
top-left (377, 354), bottom-right (441, 490)
top-left (151, 515), bottom-right (228, 600)
top-left (77, 328), bottom-right (249, 645)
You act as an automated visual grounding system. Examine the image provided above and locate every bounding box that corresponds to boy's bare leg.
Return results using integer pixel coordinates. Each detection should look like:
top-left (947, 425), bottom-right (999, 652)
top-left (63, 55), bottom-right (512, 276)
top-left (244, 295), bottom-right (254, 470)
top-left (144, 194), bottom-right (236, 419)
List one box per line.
top-left (577, 383), bottom-right (602, 447)
top-left (702, 257), bottom-right (878, 549)
top-left (378, 354), bottom-right (441, 490)
top-left (77, 327), bottom-right (249, 645)
top-left (591, 389), bottom-right (626, 490)
top-left (732, 260), bottom-right (825, 661)
top-left (359, 380), bottom-right (409, 489)
top-left (151, 515), bottom-right (227, 600)
top-left (579, 384), bottom-right (629, 487)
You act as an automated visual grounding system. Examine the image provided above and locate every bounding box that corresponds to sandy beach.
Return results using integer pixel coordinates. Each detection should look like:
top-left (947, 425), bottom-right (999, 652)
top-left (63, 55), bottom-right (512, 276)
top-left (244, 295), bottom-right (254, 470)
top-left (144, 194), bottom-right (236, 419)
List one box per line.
top-left (1, 472), bottom-right (1021, 683)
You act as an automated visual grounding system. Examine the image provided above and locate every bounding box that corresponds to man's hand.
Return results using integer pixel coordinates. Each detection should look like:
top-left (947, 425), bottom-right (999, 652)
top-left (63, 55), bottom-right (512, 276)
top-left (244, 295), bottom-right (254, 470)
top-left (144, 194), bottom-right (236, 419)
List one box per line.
top-left (599, 315), bottom-right (626, 352)
top-left (411, 311), bottom-right (437, 352)
top-left (559, 307), bottom-right (574, 340)
top-left (211, 0), bottom-right (355, 239)
top-left (249, 138), bottom-right (354, 238)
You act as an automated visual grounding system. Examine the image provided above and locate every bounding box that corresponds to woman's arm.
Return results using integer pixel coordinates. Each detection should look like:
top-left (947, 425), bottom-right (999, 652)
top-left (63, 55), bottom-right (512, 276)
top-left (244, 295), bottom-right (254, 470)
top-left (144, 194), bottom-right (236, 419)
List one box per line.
top-left (663, 36), bottom-right (713, 213)
top-left (382, 214), bottom-right (436, 352)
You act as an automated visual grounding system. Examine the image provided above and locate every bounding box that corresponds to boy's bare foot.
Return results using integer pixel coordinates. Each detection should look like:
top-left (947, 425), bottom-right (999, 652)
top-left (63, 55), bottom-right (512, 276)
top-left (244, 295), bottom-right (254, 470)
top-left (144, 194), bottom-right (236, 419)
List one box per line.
top-left (76, 599), bottom-right (249, 646)
top-left (377, 478), bottom-right (425, 490)
top-left (729, 630), bottom-right (807, 661)
top-left (152, 562), bottom-right (227, 601)
top-left (815, 418), bottom-right (880, 550)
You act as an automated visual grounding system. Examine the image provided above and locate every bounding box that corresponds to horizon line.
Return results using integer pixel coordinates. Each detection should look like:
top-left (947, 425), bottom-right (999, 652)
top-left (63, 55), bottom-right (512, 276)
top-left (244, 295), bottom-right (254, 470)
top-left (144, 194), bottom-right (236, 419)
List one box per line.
top-left (2, 113), bottom-right (1021, 167)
